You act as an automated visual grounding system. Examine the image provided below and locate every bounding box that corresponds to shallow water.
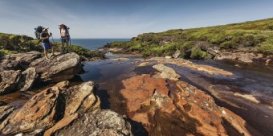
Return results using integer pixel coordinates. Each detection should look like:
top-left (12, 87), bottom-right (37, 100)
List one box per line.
top-left (1, 54), bottom-right (272, 135)
top-left (80, 56), bottom-right (273, 135)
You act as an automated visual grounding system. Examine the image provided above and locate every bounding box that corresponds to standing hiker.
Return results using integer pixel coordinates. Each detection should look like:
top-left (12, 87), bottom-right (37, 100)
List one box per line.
top-left (59, 24), bottom-right (70, 53)
top-left (40, 28), bottom-right (54, 59)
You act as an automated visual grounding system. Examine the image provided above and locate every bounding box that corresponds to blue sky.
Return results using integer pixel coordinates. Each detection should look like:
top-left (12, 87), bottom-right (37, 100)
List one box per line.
top-left (0, 0), bottom-right (273, 38)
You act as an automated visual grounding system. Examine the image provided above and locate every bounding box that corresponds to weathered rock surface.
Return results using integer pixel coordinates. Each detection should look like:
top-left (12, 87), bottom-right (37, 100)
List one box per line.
top-left (54, 110), bottom-right (132, 136)
top-left (215, 51), bottom-right (264, 63)
top-left (0, 81), bottom-right (132, 136)
top-left (0, 70), bottom-right (21, 95)
top-left (0, 52), bottom-right (82, 95)
top-left (30, 52), bottom-right (81, 82)
top-left (0, 51), bottom-right (41, 70)
top-left (172, 50), bottom-right (181, 59)
top-left (152, 64), bottom-right (181, 81)
top-left (149, 57), bottom-right (233, 77)
top-left (0, 105), bottom-right (15, 122)
top-left (121, 74), bottom-right (251, 136)
top-left (0, 81), bottom-right (68, 135)
top-left (18, 67), bottom-right (37, 92)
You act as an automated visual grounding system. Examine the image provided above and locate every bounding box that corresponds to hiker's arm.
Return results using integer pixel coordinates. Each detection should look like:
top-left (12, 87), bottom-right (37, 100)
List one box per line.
top-left (40, 35), bottom-right (50, 40)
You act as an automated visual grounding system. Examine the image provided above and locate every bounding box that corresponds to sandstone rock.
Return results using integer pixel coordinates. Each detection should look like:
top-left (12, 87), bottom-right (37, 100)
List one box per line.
top-left (30, 52), bottom-right (81, 82)
top-left (120, 75), bottom-right (251, 136)
top-left (152, 64), bottom-right (180, 81)
top-left (150, 57), bottom-right (233, 77)
top-left (54, 110), bottom-right (132, 136)
top-left (18, 67), bottom-right (37, 92)
top-left (164, 56), bottom-right (172, 59)
top-left (0, 51), bottom-right (41, 70)
top-left (215, 52), bottom-right (263, 63)
top-left (0, 105), bottom-right (15, 122)
top-left (172, 50), bottom-right (181, 59)
top-left (0, 79), bottom-right (132, 135)
top-left (45, 81), bottom-right (131, 136)
top-left (0, 70), bottom-right (21, 95)
top-left (63, 81), bottom-right (99, 115)
top-left (0, 81), bottom-right (68, 135)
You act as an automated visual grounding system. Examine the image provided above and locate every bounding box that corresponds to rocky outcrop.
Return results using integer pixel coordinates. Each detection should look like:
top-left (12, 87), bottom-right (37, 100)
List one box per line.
top-left (148, 57), bottom-right (234, 77)
top-left (30, 52), bottom-right (81, 82)
top-left (0, 105), bottom-right (15, 122)
top-left (121, 74), bottom-right (251, 136)
top-left (0, 70), bottom-right (21, 95)
top-left (215, 51), bottom-right (264, 63)
top-left (54, 110), bottom-right (132, 136)
top-left (152, 64), bottom-right (181, 80)
top-left (0, 81), bottom-right (68, 135)
top-left (0, 51), bottom-right (41, 70)
top-left (0, 52), bottom-right (82, 95)
top-left (172, 50), bottom-right (181, 58)
top-left (0, 81), bottom-right (132, 136)
top-left (18, 67), bottom-right (37, 92)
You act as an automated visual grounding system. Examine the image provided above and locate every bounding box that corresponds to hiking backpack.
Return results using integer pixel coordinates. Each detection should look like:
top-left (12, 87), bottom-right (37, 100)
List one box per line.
top-left (59, 24), bottom-right (70, 38)
top-left (34, 26), bottom-right (44, 39)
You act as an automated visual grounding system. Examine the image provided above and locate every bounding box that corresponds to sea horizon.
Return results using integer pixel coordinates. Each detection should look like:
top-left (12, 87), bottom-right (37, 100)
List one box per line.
top-left (53, 38), bottom-right (130, 50)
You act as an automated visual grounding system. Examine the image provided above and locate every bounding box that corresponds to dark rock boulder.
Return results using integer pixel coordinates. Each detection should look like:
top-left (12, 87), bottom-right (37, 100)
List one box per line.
top-left (0, 70), bottom-right (21, 95)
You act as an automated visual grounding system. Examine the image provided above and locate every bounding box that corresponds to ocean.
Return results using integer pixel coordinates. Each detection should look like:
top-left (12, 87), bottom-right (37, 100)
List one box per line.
top-left (53, 38), bottom-right (130, 50)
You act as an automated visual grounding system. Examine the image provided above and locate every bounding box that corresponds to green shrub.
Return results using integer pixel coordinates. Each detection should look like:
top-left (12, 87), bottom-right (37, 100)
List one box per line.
top-left (190, 47), bottom-right (208, 59)
top-left (258, 39), bottom-right (273, 54)
top-left (220, 41), bottom-right (236, 49)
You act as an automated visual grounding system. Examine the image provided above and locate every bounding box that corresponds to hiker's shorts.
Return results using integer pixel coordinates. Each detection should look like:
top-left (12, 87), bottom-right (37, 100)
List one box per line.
top-left (42, 42), bottom-right (51, 50)
top-left (61, 37), bottom-right (70, 43)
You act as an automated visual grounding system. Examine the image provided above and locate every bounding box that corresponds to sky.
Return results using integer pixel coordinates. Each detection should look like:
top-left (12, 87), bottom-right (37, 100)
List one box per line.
top-left (0, 0), bottom-right (273, 38)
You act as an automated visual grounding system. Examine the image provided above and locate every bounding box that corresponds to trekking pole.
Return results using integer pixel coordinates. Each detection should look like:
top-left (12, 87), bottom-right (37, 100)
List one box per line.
top-left (51, 34), bottom-right (55, 43)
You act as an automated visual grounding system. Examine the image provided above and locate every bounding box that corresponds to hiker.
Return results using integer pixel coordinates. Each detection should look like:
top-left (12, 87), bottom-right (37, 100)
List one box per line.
top-left (40, 28), bottom-right (54, 59)
top-left (59, 24), bottom-right (70, 53)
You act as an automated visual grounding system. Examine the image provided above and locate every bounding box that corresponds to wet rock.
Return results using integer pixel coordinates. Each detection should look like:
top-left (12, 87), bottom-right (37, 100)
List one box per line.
top-left (0, 51), bottom-right (41, 70)
top-left (120, 75), bottom-right (251, 136)
top-left (150, 57), bottom-right (233, 77)
top-left (54, 110), bottom-right (132, 136)
top-left (0, 81), bottom-right (68, 135)
top-left (30, 52), bottom-right (81, 82)
top-left (234, 92), bottom-right (260, 104)
top-left (18, 67), bottom-right (37, 92)
top-left (152, 64), bottom-right (180, 81)
top-left (0, 70), bottom-right (21, 95)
